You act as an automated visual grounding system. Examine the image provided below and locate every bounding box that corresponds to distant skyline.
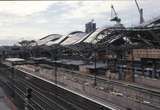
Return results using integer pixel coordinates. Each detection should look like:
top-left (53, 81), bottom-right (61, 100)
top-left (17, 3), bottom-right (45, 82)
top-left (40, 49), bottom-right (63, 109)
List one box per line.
top-left (0, 0), bottom-right (159, 45)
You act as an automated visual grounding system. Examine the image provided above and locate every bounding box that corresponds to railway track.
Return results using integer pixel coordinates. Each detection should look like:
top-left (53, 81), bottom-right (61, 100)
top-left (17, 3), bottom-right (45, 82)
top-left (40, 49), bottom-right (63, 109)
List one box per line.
top-left (59, 68), bottom-right (160, 97)
top-left (2, 63), bottom-right (160, 110)
top-left (14, 73), bottom-right (79, 110)
top-left (10, 68), bottom-right (114, 110)
top-left (13, 65), bottom-right (160, 110)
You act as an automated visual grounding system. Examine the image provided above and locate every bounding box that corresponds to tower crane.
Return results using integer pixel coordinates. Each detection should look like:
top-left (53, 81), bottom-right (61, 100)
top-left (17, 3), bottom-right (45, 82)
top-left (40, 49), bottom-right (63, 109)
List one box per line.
top-left (110, 4), bottom-right (121, 25)
top-left (135, 0), bottom-right (144, 24)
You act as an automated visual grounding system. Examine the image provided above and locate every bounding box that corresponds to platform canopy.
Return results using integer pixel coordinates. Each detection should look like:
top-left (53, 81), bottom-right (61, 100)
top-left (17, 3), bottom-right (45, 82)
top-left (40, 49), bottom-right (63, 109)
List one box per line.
top-left (5, 58), bottom-right (25, 62)
top-left (5, 58), bottom-right (25, 66)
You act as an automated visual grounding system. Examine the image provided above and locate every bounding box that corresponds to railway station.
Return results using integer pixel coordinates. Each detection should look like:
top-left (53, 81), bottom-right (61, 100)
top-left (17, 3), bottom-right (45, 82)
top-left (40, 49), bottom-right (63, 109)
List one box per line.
top-left (0, 1), bottom-right (159, 110)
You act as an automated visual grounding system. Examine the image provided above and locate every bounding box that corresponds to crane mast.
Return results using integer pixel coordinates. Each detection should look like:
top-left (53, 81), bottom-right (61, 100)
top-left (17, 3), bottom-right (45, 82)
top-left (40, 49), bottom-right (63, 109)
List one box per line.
top-left (110, 4), bottom-right (121, 25)
top-left (135, 0), bottom-right (144, 24)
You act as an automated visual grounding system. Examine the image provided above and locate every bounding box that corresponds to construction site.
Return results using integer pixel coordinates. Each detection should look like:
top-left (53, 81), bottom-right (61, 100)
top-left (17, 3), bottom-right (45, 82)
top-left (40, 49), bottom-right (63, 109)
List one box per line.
top-left (0, 0), bottom-right (159, 110)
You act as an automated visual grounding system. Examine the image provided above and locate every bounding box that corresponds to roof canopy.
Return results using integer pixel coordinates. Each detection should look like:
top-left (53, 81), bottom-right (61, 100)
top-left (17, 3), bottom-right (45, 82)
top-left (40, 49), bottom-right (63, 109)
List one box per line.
top-left (84, 27), bottom-right (111, 44)
top-left (61, 31), bottom-right (86, 46)
top-left (46, 35), bottom-right (68, 46)
top-left (37, 34), bottom-right (62, 46)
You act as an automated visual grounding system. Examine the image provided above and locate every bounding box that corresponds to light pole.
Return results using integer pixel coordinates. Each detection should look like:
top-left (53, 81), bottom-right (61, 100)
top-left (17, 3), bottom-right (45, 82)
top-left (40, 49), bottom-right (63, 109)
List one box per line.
top-left (11, 62), bottom-right (15, 98)
top-left (25, 88), bottom-right (32, 110)
top-left (93, 45), bottom-right (97, 86)
top-left (54, 45), bottom-right (58, 84)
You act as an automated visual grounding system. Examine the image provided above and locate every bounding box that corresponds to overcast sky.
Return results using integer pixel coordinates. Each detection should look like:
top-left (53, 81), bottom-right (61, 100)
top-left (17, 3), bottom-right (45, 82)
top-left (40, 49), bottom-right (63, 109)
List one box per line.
top-left (0, 0), bottom-right (159, 44)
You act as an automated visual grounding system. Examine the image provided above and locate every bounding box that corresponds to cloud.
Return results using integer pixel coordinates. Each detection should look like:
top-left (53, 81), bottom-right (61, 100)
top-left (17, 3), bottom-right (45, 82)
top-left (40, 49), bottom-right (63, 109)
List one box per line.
top-left (0, 0), bottom-right (160, 45)
top-left (60, 1), bottom-right (131, 19)
top-left (0, 1), bottom-right (56, 16)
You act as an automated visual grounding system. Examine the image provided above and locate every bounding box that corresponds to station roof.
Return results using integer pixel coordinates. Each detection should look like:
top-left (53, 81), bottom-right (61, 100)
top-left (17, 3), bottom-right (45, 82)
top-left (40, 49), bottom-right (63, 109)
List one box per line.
top-left (83, 26), bottom-right (111, 44)
top-left (73, 32), bottom-right (93, 44)
top-left (60, 31), bottom-right (87, 46)
top-left (46, 35), bottom-right (68, 46)
top-left (138, 15), bottom-right (160, 27)
top-left (37, 34), bottom-right (62, 46)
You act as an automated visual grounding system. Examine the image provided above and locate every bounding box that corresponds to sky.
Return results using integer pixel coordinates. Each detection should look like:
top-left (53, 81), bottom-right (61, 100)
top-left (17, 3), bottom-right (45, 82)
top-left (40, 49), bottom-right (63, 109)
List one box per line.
top-left (0, 0), bottom-right (159, 45)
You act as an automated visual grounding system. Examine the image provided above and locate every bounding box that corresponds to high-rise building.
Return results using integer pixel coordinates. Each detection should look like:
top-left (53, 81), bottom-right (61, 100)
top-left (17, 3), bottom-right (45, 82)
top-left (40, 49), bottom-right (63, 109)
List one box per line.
top-left (85, 20), bottom-right (96, 33)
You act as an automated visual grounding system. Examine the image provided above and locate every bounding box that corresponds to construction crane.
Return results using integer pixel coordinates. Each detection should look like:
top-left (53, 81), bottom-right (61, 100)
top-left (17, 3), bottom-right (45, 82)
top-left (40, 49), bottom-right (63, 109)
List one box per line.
top-left (110, 4), bottom-right (121, 24)
top-left (135, 0), bottom-right (144, 24)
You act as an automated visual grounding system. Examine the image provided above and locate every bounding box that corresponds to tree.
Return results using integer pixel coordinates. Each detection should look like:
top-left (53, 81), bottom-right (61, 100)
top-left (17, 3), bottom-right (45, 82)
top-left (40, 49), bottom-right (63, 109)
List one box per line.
top-left (18, 40), bottom-right (36, 58)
